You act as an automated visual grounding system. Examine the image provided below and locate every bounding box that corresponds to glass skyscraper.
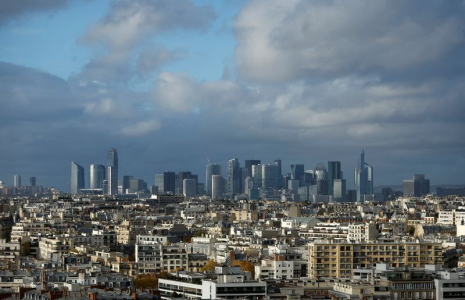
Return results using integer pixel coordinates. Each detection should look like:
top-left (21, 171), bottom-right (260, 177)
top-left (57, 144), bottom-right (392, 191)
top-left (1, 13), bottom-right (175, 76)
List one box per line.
top-left (206, 163), bottom-right (222, 196)
top-left (354, 150), bottom-right (373, 202)
top-left (107, 148), bottom-right (118, 195)
top-left (227, 158), bottom-right (241, 196)
top-left (327, 161), bottom-right (342, 196)
top-left (71, 161), bottom-right (85, 194)
top-left (89, 164), bottom-right (106, 189)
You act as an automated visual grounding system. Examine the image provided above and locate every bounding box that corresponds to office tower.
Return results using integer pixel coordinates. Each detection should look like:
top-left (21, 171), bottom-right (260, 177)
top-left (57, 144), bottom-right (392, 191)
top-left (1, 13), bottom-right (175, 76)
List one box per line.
top-left (354, 150), bottom-right (373, 202)
top-left (206, 163), bottom-right (222, 196)
top-left (333, 179), bottom-right (347, 201)
top-left (155, 174), bottom-right (165, 193)
top-left (403, 174), bottom-right (430, 197)
top-left (107, 148), bottom-right (118, 195)
top-left (211, 175), bottom-right (224, 199)
top-left (89, 164), bottom-right (106, 189)
top-left (240, 167), bottom-right (248, 193)
top-left (178, 172), bottom-right (197, 194)
top-left (314, 163), bottom-right (328, 195)
top-left (252, 164), bottom-right (263, 189)
top-left (183, 178), bottom-right (197, 198)
top-left (262, 164), bottom-right (278, 190)
top-left (244, 160), bottom-right (261, 178)
top-left (122, 175), bottom-right (133, 194)
top-left (71, 161), bottom-right (85, 194)
top-left (129, 179), bottom-right (146, 193)
top-left (327, 161), bottom-right (342, 196)
top-left (29, 177), bottom-right (36, 187)
top-left (13, 174), bottom-right (21, 188)
top-left (274, 159), bottom-right (282, 188)
top-left (282, 173), bottom-right (291, 190)
top-left (227, 158), bottom-right (240, 196)
top-left (163, 171), bottom-right (176, 194)
top-left (290, 164), bottom-right (304, 186)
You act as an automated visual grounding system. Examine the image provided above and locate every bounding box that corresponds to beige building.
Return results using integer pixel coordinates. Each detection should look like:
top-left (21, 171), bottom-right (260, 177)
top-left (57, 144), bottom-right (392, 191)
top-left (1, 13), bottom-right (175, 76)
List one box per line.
top-left (308, 241), bottom-right (443, 279)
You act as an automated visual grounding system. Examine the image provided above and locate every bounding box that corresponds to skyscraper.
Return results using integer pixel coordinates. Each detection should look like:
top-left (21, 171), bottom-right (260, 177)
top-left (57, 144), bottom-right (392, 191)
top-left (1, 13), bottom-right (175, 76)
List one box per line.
top-left (122, 175), bottom-right (133, 194)
top-left (163, 171), bottom-right (176, 194)
top-left (327, 161), bottom-right (342, 196)
top-left (274, 159), bottom-right (282, 188)
top-left (13, 174), bottom-right (21, 188)
top-left (354, 151), bottom-right (373, 202)
top-left (71, 161), bottom-right (85, 194)
top-left (107, 148), bottom-right (118, 195)
top-left (89, 164), bottom-right (106, 189)
top-left (291, 164), bottom-right (305, 186)
top-left (183, 178), bottom-right (197, 198)
top-left (211, 175), bottom-right (224, 199)
top-left (206, 163), bottom-right (222, 196)
top-left (403, 174), bottom-right (430, 197)
top-left (262, 164), bottom-right (278, 190)
top-left (29, 177), bottom-right (36, 187)
top-left (227, 158), bottom-right (240, 196)
top-left (244, 160), bottom-right (261, 178)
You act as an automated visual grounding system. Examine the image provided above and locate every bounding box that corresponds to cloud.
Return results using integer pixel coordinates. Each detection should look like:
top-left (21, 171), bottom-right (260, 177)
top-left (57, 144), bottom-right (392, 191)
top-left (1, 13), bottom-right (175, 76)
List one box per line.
top-left (137, 46), bottom-right (187, 76)
top-left (234, 0), bottom-right (465, 83)
top-left (0, 0), bottom-right (72, 26)
top-left (121, 120), bottom-right (161, 137)
top-left (78, 0), bottom-right (216, 82)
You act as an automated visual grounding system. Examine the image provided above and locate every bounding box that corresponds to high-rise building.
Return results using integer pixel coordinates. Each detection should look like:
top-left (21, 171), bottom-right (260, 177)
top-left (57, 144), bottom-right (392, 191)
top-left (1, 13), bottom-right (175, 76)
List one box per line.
top-left (206, 163), bottom-right (222, 196)
top-left (354, 151), bottom-right (373, 202)
top-left (183, 178), bottom-right (197, 198)
top-left (163, 171), bottom-right (176, 194)
top-left (227, 158), bottom-right (241, 196)
top-left (262, 164), bottom-right (278, 190)
top-left (29, 176), bottom-right (36, 187)
top-left (244, 160), bottom-right (261, 178)
top-left (211, 175), bottom-right (224, 199)
top-left (178, 172), bottom-right (197, 194)
top-left (89, 164), bottom-right (106, 189)
top-left (155, 174), bottom-right (165, 193)
top-left (274, 159), bottom-right (282, 188)
top-left (290, 164), bottom-right (304, 186)
top-left (327, 161), bottom-right (342, 196)
top-left (107, 148), bottom-right (118, 195)
top-left (333, 179), bottom-right (347, 201)
top-left (403, 174), bottom-right (430, 197)
top-left (252, 164), bottom-right (263, 189)
top-left (13, 174), bottom-right (21, 188)
top-left (122, 175), bottom-right (133, 194)
top-left (71, 161), bottom-right (85, 194)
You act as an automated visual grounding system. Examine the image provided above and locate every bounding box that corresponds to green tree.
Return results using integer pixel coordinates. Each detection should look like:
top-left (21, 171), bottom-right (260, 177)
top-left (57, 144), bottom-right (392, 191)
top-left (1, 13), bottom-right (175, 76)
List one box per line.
top-left (200, 259), bottom-right (218, 272)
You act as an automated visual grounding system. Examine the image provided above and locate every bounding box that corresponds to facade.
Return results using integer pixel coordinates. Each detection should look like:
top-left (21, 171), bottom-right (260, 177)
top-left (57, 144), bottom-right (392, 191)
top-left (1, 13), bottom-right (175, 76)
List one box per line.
top-left (122, 175), bottom-right (133, 194)
top-left (183, 178), bottom-right (196, 198)
top-left (206, 163), bottom-right (222, 196)
top-left (70, 161), bottom-right (85, 194)
top-left (211, 175), bottom-right (224, 199)
top-left (29, 177), bottom-right (36, 186)
top-left (354, 150), bottom-right (373, 202)
top-left (290, 164), bottom-right (304, 186)
top-left (89, 164), bottom-right (105, 189)
top-left (327, 161), bottom-right (342, 196)
top-left (227, 158), bottom-right (241, 196)
top-left (274, 159), bottom-right (282, 188)
top-left (403, 174), bottom-right (430, 197)
top-left (244, 160), bottom-right (261, 178)
top-left (308, 241), bottom-right (443, 279)
top-left (333, 179), bottom-right (346, 201)
top-left (13, 174), bottom-right (21, 188)
top-left (262, 164), bottom-right (278, 190)
top-left (107, 148), bottom-right (118, 195)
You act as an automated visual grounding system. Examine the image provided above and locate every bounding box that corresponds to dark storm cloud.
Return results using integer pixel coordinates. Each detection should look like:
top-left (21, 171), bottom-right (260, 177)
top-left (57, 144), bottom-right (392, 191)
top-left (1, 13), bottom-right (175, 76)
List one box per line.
top-left (0, 0), bottom-right (71, 25)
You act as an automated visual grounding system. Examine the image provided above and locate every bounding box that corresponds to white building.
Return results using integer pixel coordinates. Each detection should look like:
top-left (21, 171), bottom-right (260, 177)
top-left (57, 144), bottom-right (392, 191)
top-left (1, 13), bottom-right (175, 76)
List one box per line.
top-left (347, 223), bottom-right (379, 243)
top-left (434, 271), bottom-right (465, 300)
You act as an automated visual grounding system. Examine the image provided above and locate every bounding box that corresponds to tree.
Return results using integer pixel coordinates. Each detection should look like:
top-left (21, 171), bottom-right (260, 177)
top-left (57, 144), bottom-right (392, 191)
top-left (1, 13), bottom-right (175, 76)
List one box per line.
top-left (200, 259), bottom-right (218, 272)
top-left (134, 274), bottom-right (158, 289)
top-left (232, 260), bottom-right (255, 278)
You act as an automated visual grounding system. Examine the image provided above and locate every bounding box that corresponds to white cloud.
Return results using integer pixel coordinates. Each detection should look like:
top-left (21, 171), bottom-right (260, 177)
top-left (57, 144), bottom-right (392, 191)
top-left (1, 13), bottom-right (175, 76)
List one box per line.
top-left (121, 120), bottom-right (161, 137)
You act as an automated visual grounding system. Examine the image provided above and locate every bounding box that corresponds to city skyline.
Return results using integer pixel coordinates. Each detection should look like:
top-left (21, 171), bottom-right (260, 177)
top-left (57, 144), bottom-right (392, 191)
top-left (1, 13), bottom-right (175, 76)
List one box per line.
top-left (1, 0), bottom-right (464, 190)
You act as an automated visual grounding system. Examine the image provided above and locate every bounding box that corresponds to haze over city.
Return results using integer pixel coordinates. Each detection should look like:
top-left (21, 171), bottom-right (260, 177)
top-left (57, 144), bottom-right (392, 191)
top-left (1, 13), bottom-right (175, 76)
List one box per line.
top-left (1, 0), bottom-right (464, 190)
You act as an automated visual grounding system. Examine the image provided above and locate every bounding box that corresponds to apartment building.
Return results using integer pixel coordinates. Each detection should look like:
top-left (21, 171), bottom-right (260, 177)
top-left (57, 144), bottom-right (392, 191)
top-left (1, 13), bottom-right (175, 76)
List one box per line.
top-left (308, 240), bottom-right (443, 279)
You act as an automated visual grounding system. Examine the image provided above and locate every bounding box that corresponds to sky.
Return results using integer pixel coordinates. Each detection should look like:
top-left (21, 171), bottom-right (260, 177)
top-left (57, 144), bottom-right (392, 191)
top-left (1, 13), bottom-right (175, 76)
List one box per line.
top-left (1, 0), bottom-right (464, 191)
